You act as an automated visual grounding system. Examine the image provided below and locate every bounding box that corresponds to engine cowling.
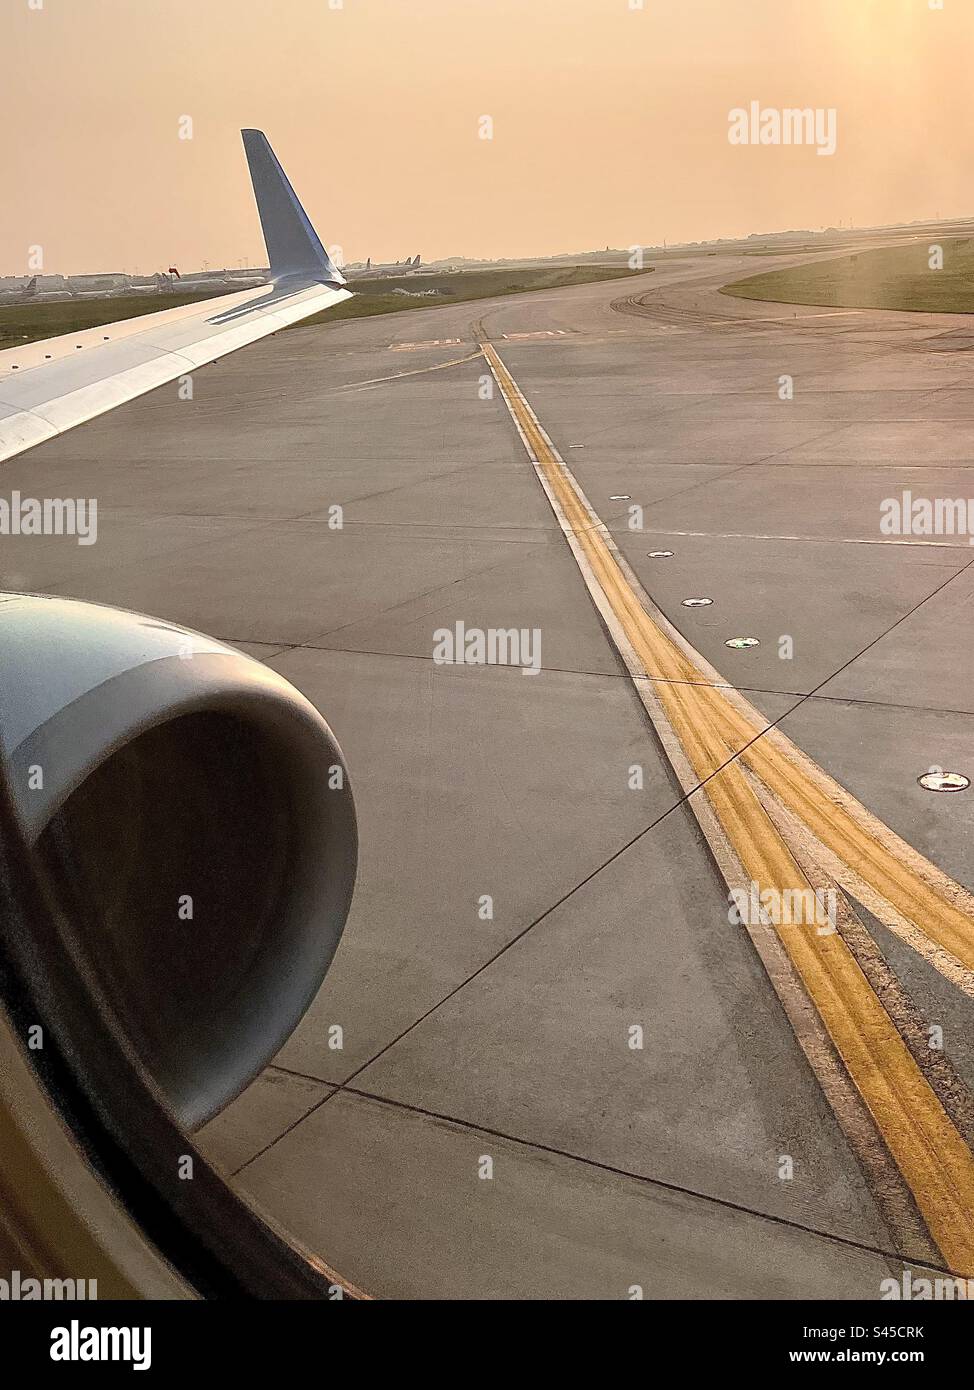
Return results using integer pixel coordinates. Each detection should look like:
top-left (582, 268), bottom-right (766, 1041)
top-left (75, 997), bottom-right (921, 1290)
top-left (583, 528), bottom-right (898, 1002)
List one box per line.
top-left (0, 593), bottom-right (357, 1131)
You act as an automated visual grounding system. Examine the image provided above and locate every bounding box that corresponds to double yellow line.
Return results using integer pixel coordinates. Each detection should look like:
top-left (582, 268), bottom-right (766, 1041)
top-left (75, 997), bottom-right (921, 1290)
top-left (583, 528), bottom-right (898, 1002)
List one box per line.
top-left (483, 339), bottom-right (974, 1274)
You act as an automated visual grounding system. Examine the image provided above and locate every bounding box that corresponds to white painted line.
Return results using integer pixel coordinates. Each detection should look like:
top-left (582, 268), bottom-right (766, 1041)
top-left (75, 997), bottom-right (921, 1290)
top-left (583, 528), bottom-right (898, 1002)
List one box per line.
top-left (342, 352), bottom-right (482, 391)
top-left (638, 529), bottom-right (961, 550)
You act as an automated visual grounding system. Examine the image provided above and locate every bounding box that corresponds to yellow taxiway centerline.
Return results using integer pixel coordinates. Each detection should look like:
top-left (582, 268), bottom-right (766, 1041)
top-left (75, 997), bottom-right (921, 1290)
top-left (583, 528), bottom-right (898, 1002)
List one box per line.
top-left (482, 338), bottom-right (974, 1275)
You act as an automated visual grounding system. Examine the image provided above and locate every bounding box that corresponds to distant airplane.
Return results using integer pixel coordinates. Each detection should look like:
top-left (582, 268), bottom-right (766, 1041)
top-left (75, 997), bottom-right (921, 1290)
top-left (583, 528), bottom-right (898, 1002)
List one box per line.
top-left (345, 253), bottom-right (422, 278)
top-left (0, 276), bottom-right (79, 306)
top-left (0, 130), bottom-right (351, 462)
top-left (0, 276), bottom-right (37, 306)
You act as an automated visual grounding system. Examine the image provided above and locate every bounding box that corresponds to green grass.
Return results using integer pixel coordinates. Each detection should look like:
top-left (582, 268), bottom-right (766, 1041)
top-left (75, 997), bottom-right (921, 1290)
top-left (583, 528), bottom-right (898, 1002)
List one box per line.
top-left (741, 242), bottom-right (861, 257)
top-left (301, 263), bottom-right (648, 328)
top-left (0, 292), bottom-right (218, 349)
top-left (0, 264), bottom-right (648, 351)
top-left (721, 239), bottom-right (974, 313)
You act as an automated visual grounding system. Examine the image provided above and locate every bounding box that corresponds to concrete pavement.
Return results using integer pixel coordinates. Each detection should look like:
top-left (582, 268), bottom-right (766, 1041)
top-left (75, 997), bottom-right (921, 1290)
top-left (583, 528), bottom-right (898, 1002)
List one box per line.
top-left (6, 256), bottom-right (974, 1296)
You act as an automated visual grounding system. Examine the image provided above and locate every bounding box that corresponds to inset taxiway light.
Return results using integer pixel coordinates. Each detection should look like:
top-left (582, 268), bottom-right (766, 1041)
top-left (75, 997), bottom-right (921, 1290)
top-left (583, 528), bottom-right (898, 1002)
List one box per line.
top-left (682, 598), bottom-right (713, 607)
top-left (725, 637), bottom-right (760, 649)
top-left (647, 550), bottom-right (673, 558)
top-left (918, 771), bottom-right (970, 793)
top-left (610, 495), bottom-right (631, 501)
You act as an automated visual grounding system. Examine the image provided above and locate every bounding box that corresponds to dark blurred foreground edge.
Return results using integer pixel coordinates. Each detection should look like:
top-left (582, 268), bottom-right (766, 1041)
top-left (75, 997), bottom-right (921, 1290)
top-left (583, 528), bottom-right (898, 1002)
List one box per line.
top-left (0, 759), bottom-right (364, 1301)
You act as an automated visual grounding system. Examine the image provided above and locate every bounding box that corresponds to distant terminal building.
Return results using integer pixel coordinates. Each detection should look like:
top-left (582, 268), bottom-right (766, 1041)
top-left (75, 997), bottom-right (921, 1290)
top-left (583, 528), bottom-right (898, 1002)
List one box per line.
top-left (0, 264), bottom-right (270, 304)
top-left (66, 273), bottom-right (129, 293)
top-left (0, 273), bottom-right (69, 292)
top-left (178, 267), bottom-right (268, 280)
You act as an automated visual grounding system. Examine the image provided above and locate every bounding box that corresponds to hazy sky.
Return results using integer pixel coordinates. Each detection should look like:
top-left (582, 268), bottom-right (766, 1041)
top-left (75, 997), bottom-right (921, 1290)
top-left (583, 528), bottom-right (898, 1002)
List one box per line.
top-left (2, 0), bottom-right (971, 274)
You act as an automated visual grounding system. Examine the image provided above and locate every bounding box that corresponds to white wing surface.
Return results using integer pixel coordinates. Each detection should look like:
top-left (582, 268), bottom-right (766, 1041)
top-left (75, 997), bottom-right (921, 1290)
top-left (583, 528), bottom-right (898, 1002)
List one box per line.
top-left (0, 130), bottom-right (351, 464)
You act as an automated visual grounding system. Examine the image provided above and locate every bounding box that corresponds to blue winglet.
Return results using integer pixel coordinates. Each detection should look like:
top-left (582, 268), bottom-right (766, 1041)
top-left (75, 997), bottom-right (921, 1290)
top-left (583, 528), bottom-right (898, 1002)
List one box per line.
top-left (241, 129), bottom-right (346, 286)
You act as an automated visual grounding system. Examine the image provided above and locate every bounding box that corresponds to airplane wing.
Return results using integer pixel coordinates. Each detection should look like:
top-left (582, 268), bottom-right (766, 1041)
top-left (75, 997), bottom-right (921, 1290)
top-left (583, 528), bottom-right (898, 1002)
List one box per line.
top-left (0, 130), bottom-right (351, 465)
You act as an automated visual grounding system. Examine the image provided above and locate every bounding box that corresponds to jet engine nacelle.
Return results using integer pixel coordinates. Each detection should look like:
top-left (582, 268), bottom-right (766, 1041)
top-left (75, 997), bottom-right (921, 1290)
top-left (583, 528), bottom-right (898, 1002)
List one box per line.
top-left (0, 594), bottom-right (357, 1130)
